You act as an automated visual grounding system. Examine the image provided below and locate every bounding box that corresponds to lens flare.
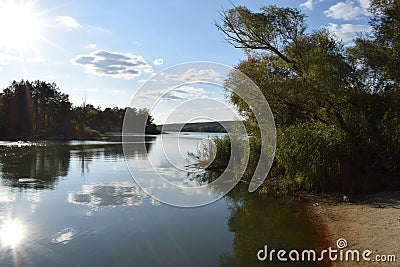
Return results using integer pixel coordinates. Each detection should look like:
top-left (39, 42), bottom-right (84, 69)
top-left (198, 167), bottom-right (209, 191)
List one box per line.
top-left (0, 219), bottom-right (24, 248)
top-left (0, 1), bottom-right (45, 52)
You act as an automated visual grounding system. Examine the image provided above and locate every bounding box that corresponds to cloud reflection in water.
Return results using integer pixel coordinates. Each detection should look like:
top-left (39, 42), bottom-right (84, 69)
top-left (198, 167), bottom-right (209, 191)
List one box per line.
top-left (67, 182), bottom-right (148, 207)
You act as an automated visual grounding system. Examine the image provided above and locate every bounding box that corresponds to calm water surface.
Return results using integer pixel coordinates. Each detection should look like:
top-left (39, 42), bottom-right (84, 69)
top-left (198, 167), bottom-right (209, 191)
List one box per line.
top-left (0, 134), bottom-right (327, 266)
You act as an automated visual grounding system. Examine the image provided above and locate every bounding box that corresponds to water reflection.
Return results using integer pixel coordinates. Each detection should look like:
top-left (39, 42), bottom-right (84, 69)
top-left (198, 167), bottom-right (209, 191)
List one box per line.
top-left (0, 145), bottom-right (70, 190)
top-left (51, 228), bottom-right (77, 245)
top-left (68, 182), bottom-right (147, 207)
top-left (219, 187), bottom-right (329, 267)
top-left (0, 219), bottom-right (24, 248)
top-left (0, 139), bottom-right (155, 190)
top-left (0, 187), bottom-right (16, 203)
top-left (0, 136), bottom-right (328, 266)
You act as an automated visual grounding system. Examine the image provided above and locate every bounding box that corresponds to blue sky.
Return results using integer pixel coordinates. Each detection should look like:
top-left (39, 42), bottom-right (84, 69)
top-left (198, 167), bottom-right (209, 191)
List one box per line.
top-left (0, 0), bottom-right (372, 123)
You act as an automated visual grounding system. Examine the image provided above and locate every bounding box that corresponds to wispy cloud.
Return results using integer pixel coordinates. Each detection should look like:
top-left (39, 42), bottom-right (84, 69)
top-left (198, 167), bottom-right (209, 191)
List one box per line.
top-left (327, 23), bottom-right (372, 42)
top-left (358, 0), bottom-right (370, 10)
top-left (165, 86), bottom-right (205, 100)
top-left (153, 58), bottom-right (164, 66)
top-left (164, 68), bottom-right (222, 83)
top-left (324, 0), bottom-right (370, 20)
top-left (300, 0), bottom-right (324, 11)
top-left (86, 43), bottom-right (96, 49)
top-left (136, 86), bottom-right (206, 101)
top-left (56, 16), bottom-right (81, 30)
top-left (71, 50), bottom-right (153, 79)
top-left (300, 0), bottom-right (315, 10)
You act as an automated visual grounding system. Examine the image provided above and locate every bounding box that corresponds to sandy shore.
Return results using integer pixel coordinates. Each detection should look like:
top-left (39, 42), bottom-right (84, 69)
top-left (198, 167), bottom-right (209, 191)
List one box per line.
top-left (305, 191), bottom-right (400, 267)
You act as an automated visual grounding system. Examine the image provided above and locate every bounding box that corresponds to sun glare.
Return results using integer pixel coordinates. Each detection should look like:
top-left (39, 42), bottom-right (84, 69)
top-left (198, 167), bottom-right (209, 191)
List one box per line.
top-left (0, 1), bottom-right (44, 52)
top-left (0, 219), bottom-right (24, 248)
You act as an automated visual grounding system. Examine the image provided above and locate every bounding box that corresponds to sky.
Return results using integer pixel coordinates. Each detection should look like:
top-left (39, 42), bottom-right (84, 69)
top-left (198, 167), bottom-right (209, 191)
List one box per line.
top-left (0, 0), bottom-right (372, 124)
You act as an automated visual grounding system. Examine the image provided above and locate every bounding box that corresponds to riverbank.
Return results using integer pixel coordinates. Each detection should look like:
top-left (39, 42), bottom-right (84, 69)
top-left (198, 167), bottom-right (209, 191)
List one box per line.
top-left (0, 130), bottom-right (161, 142)
top-left (304, 191), bottom-right (400, 266)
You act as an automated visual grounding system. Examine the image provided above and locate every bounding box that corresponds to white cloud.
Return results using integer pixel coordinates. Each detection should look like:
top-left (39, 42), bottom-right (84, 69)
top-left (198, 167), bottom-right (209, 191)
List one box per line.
top-left (165, 68), bottom-right (222, 83)
top-left (300, 0), bottom-right (315, 10)
top-left (71, 50), bottom-right (153, 79)
top-left (166, 86), bottom-right (205, 100)
top-left (153, 58), bottom-right (164, 65)
top-left (137, 86), bottom-right (206, 102)
top-left (86, 43), bottom-right (96, 49)
top-left (358, 0), bottom-right (370, 10)
top-left (56, 16), bottom-right (81, 30)
top-left (327, 23), bottom-right (372, 42)
top-left (324, 0), bottom-right (370, 20)
top-left (300, 0), bottom-right (325, 10)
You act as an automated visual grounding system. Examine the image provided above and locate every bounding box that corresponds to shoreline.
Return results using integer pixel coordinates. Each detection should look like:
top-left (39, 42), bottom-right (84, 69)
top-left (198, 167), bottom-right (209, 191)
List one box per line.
top-left (303, 191), bottom-right (400, 266)
top-left (0, 132), bottom-right (162, 142)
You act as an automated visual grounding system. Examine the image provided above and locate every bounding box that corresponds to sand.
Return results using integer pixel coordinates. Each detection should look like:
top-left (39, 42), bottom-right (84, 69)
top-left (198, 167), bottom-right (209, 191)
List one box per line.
top-left (305, 191), bottom-right (400, 267)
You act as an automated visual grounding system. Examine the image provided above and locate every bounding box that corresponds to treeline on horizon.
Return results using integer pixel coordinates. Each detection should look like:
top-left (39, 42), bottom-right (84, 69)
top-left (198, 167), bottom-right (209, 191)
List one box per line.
top-left (207, 0), bottom-right (400, 195)
top-left (0, 80), bottom-right (158, 140)
top-left (159, 121), bottom-right (242, 133)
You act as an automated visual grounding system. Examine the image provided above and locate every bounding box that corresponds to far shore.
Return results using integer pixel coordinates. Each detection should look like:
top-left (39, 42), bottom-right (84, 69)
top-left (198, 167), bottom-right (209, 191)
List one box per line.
top-left (0, 131), bottom-right (162, 142)
top-left (303, 191), bottom-right (400, 267)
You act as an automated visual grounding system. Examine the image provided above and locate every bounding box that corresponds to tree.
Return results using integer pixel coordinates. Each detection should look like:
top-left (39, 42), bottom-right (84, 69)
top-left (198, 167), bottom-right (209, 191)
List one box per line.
top-left (0, 80), bottom-right (34, 138)
top-left (349, 0), bottom-right (400, 93)
top-left (217, 4), bottom-right (400, 193)
top-left (348, 0), bottom-right (400, 174)
top-left (216, 6), bottom-right (307, 73)
top-left (0, 80), bottom-right (160, 140)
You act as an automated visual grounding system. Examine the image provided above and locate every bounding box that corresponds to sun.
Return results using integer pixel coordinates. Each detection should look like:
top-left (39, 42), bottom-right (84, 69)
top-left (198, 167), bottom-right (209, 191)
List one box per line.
top-left (0, 1), bottom-right (45, 52)
top-left (0, 219), bottom-right (24, 248)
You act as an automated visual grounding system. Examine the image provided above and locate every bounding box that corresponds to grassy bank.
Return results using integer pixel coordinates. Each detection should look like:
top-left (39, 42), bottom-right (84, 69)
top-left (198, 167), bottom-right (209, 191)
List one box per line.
top-left (203, 133), bottom-right (400, 196)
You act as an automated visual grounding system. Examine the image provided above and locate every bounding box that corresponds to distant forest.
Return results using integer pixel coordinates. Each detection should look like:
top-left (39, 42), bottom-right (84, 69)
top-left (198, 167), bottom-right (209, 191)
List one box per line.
top-left (159, 121), bottom-right (241, 133)
top-left (0, 80), bottom-right (159, 140)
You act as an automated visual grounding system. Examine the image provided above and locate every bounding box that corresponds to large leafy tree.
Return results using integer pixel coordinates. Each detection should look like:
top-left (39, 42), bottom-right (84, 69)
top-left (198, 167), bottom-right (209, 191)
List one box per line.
top-left (0, 80), bottom-right (74, 138)
top-left (216, 3), bottom-right (400, 193)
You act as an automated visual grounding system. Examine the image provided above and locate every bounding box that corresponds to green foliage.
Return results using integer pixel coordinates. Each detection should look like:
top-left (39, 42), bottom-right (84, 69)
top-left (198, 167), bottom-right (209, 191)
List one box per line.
top-left (216, 2), bottom-right (400, 194)
top-left (205, 135), bottom-right (231, 172)
top-left (0, 80), bottom-right (72, 138)
top-left (349, 0), bottom-right (400, 92)
top-left (160, 121), bottom-right (234, 133)
top-left (0, 80), bottom-right (159, 140)
top-left (216, 5), bottom-right (306, 72)
top-left (275, 122), bottom-right (347, 192)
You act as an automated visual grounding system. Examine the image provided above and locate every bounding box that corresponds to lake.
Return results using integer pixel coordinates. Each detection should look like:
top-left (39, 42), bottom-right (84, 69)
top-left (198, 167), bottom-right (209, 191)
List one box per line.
top-left (0, 133), bottom-right (328, 266)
